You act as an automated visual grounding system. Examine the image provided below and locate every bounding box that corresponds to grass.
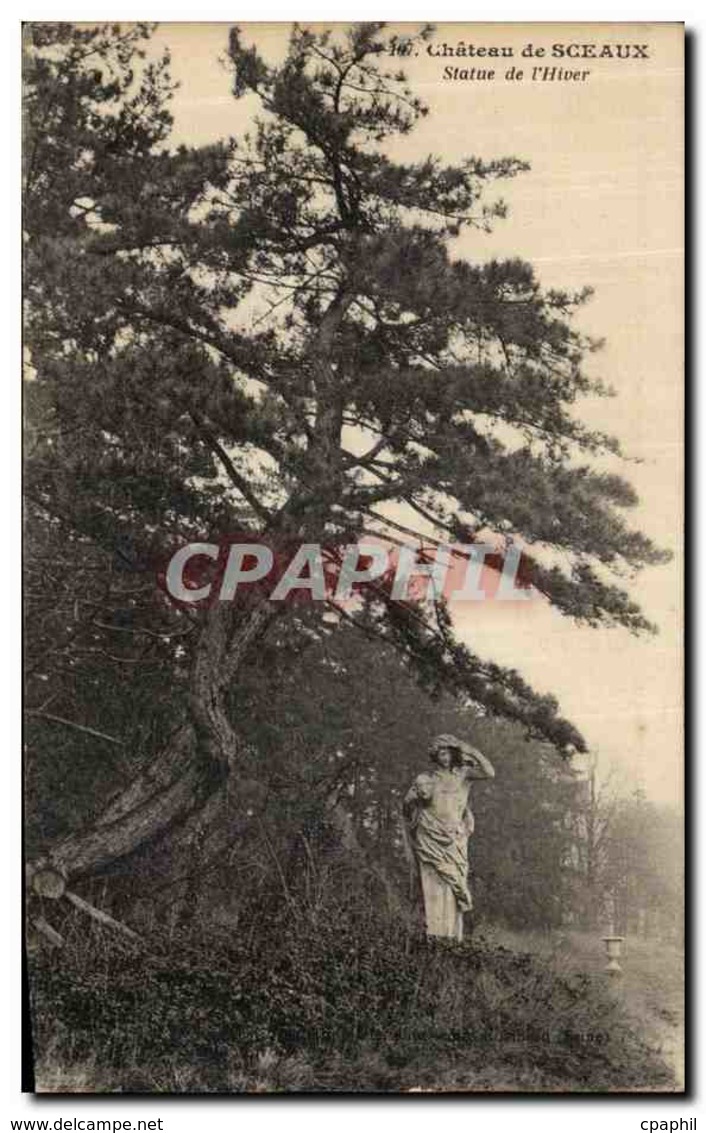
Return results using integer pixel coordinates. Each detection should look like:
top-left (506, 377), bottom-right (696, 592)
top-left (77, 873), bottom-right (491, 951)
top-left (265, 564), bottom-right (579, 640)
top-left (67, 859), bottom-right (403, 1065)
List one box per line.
top-left (28, 893), bottom-right (679, 1094)
top-left (481, 925), bottom-right (685, 1090)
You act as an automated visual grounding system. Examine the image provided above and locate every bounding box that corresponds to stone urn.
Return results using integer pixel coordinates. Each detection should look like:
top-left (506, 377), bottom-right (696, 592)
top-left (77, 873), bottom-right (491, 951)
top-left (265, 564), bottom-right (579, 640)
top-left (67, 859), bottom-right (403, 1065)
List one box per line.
top-left (602, 934), bottom-right (624, 974)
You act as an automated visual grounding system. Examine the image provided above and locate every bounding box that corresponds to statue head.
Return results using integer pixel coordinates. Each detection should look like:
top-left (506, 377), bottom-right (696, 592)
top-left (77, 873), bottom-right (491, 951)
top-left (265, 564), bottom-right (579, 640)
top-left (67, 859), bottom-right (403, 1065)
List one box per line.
top-left (428, 734), bottom-right (466, 769)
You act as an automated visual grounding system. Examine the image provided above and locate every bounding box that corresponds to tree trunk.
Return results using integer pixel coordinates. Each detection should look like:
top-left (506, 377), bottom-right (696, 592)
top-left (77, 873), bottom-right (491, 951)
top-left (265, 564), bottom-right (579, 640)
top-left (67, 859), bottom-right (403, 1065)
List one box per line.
top-left (27, 292), bottom-right (352, 911)
top-left (28, 596), bottom-right (278, 900)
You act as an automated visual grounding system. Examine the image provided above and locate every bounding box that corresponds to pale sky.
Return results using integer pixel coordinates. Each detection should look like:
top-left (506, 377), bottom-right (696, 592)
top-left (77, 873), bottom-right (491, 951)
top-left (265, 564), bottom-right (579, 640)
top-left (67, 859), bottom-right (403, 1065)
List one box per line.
top-left (148, 22), bottom-right (683, 805)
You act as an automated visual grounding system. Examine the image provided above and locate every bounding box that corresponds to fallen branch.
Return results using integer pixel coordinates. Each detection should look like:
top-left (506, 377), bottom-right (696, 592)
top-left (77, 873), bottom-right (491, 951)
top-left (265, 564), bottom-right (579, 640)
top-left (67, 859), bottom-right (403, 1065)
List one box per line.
top-left (31, 916), bottom-right (64, 949)
top-left (26, 710), bottom-right (124, 746)
top-left (64, 890), bottom-right (142, 942)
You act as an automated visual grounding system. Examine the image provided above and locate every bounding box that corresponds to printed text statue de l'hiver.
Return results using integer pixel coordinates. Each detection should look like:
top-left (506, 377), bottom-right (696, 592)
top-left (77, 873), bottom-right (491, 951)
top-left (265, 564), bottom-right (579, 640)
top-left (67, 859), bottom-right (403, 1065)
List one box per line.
top-left (404, 734), bottom-right (495, 940)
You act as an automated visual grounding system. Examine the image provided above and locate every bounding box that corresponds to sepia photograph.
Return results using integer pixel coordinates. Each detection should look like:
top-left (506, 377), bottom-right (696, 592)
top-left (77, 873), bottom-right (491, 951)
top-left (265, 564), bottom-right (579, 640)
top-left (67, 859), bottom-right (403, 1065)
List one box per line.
top-left (23, 21), bottom-right (684, 1094)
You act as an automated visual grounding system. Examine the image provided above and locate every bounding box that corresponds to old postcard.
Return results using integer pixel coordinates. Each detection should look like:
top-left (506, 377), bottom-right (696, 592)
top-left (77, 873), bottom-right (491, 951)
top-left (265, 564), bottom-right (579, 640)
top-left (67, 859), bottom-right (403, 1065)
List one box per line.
top-left (23, 21), bottom-right (684, 1093)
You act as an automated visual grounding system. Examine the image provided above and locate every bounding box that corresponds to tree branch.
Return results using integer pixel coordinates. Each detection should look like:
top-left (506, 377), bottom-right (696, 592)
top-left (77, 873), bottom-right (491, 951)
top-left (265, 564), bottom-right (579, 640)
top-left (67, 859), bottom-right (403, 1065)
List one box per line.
top-left (189, 410), bottom-right (273, 524)
top-left (25, 710), bottom-right (124, 746)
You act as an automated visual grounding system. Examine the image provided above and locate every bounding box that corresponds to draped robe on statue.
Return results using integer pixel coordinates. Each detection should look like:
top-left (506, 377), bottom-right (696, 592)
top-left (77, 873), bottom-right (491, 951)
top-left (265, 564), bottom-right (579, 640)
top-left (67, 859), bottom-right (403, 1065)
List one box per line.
top-left (404, 767), bottom-right (476, 940)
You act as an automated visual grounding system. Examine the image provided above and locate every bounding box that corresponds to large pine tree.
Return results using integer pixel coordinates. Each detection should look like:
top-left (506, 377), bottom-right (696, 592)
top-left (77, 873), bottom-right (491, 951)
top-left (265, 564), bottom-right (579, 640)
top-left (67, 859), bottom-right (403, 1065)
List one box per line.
top-left (24, 23), bottom-right (668, 906)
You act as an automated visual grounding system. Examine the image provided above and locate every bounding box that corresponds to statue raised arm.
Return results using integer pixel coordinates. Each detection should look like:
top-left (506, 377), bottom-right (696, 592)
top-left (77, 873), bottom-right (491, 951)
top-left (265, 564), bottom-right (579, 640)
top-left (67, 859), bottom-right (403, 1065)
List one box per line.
top-left (457, 742), bottom-right (496, 781)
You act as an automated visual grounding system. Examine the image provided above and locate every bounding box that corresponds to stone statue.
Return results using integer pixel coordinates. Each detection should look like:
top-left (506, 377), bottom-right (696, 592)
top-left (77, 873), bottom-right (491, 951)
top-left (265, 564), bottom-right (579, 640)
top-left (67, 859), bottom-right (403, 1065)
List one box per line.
top-left (403, 734), bottom-right (495, 940)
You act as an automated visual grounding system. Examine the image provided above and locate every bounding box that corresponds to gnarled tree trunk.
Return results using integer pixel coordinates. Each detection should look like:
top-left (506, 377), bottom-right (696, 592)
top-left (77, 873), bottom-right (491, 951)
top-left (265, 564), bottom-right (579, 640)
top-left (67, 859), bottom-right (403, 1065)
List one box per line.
top-left (27, 290), bottom-right (354, 927)
top-left (27, 596), bottom-right (279, 919)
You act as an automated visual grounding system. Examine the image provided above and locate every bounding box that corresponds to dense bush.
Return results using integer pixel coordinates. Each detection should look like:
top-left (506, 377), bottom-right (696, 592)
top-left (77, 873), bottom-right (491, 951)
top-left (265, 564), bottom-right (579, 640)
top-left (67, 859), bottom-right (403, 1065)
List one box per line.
top-left (29, 878), bottom-right (674, 1093)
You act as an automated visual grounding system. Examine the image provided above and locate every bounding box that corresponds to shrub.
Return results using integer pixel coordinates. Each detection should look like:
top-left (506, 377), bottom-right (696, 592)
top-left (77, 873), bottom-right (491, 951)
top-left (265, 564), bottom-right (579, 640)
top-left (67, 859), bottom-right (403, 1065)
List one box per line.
top-left (29, 880), bottom-right (674, 1093)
